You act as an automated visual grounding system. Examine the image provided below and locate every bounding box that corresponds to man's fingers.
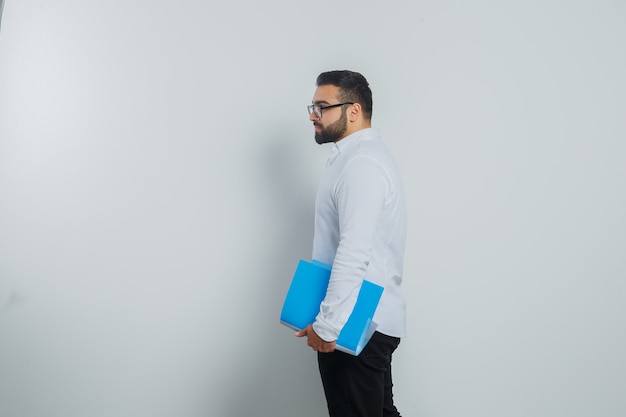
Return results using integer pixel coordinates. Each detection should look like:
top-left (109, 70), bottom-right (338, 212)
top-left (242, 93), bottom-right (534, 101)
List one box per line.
top-left (295, 324), bottom-right (313, 338)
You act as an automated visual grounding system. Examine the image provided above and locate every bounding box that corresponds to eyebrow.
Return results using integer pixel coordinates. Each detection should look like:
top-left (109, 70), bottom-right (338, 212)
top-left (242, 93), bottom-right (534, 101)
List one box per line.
top-left (313, 100), bottom-right (330, 106)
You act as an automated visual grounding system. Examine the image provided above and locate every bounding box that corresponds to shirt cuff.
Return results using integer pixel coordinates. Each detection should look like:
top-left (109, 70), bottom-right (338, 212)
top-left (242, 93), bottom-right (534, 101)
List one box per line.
top-left (312, 316), bottom-right (341, 342)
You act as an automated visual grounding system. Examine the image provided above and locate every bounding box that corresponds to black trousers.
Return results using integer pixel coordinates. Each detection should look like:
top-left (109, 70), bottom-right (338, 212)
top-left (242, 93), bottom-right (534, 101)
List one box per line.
top-left (317, 332), bottom-right (402, 417)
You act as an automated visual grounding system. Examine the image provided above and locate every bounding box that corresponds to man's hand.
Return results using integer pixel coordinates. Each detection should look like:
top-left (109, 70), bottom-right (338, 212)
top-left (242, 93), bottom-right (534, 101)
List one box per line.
top-left (295, 324), bottom-right (336, 353)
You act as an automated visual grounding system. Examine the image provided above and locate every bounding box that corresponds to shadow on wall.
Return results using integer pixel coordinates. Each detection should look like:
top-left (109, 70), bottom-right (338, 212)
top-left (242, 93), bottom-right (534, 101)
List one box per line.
top-left (220, 129), bottom-right (327, 417)
top-left (0, 0), bottom-right (4, 33)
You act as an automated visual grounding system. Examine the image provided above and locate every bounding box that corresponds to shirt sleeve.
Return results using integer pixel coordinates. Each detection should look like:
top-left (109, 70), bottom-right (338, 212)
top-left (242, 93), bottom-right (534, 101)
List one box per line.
top-left (312, 156), bottom-right (389, 342)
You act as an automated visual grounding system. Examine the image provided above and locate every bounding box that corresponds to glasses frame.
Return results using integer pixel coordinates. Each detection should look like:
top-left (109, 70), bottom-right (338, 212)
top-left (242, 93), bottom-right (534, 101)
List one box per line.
top-left (307, 102), bottom-right (354, 119)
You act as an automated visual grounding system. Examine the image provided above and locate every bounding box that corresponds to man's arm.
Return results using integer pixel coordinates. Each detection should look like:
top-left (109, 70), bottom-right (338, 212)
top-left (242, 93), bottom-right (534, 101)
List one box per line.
top-left (313, 157), bottom-right (390, 342)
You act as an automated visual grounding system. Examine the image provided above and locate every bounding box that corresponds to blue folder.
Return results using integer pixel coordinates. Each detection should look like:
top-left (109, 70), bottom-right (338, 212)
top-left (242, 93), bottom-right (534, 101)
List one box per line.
top-left (280, 259), bottom-right (384, 356)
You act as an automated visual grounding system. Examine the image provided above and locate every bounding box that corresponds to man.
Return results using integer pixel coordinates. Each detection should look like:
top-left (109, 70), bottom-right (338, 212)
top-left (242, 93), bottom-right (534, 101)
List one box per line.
top-left (295, 70), bottom-right (407, 417)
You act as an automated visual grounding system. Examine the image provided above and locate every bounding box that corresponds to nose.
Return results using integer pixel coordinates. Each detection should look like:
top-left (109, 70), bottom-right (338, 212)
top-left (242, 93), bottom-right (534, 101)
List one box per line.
top-left (309, 111), bottom-right (320, 122)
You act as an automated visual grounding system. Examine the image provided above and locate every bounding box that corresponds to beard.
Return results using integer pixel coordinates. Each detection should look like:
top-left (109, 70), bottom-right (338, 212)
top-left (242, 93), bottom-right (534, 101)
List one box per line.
top-left (314, 108), bottom-right (348, 144)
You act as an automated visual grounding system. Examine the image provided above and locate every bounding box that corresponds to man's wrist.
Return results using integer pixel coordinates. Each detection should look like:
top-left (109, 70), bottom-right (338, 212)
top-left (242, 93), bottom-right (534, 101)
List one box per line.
top-left (312, 321), bottom-right (339, 343)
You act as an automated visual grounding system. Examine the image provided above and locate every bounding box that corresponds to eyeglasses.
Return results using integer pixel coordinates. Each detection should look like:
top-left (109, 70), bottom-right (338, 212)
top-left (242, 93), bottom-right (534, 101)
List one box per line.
top-left (307, 102), bottom-right (354, 119)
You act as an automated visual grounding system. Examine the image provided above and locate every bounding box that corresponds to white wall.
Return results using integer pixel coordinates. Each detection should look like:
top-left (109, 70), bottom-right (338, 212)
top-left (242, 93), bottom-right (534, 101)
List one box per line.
top-left (1, 1), bottom-right (625, 416)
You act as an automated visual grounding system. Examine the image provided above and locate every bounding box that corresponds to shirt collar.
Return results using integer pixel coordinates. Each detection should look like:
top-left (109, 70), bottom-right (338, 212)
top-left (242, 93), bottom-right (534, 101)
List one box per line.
top-left (326, 128), bottom-right (379, 166)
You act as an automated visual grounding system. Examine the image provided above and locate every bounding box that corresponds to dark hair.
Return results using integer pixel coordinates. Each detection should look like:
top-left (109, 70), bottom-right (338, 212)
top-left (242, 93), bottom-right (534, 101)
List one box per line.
top-left (316, 70), bottom-right (373, 120)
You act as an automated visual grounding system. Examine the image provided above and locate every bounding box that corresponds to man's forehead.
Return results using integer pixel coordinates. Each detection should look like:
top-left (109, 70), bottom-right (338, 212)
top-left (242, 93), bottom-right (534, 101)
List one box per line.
top-left (312, 84), bottom-right (340, 104)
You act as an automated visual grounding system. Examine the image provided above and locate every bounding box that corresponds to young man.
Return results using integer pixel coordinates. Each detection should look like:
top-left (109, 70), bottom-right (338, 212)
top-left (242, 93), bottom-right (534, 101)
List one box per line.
top-left (295, 70), bottom-right (407, 417)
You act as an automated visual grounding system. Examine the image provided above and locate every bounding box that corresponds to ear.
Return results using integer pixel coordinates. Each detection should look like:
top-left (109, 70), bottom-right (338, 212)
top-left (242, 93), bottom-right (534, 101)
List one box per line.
top-left (348, 102), bottom-right (362, 122)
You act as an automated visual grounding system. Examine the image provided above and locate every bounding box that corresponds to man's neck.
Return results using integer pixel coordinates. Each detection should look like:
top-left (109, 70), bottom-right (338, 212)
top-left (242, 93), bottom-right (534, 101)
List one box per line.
top-left (335, 123), bottom-right (372, 143)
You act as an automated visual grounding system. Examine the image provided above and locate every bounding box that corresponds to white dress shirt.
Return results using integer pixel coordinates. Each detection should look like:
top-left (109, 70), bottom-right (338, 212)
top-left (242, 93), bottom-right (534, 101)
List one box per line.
top-left (312, 128), bottom-right (407, 341)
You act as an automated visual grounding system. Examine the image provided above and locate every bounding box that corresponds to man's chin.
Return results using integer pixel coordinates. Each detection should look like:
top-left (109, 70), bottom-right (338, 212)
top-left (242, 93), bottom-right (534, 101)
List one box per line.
top-left (315, 135), bottom-right (334, 145)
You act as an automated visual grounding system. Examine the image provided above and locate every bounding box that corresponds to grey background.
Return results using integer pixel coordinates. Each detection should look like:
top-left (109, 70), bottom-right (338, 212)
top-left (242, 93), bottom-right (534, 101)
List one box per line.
top-left (1, 1), bottom-right (625, 416)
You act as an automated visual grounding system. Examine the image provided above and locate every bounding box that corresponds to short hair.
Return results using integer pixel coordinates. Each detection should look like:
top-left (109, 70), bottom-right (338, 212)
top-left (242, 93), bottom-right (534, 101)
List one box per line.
top-left (316, 70), bottom-right (373, 120)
